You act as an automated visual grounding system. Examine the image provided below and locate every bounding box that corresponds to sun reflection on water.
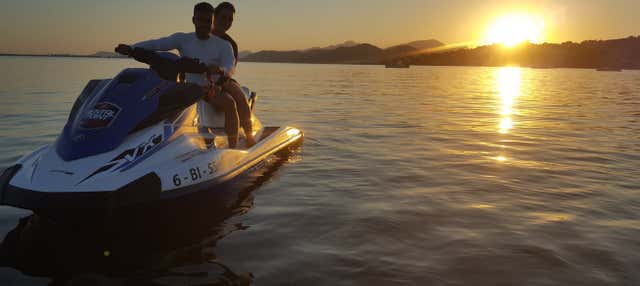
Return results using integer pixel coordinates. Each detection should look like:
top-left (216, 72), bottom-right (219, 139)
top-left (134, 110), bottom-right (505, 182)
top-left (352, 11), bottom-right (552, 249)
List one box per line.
top-left (496, 67), bottom-right (522, 134)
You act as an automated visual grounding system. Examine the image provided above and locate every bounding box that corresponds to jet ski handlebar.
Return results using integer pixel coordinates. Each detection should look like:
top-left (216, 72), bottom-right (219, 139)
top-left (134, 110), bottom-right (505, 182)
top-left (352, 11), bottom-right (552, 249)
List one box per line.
top-left (114, 44), bottom-right (229, 85)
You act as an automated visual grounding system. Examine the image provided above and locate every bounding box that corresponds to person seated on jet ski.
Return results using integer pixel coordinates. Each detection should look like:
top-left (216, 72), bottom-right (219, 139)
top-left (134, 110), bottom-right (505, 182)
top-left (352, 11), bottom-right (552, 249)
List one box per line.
top-left (212, 2), bottom-right (256, 147)
top-left (114, 2), bottom-right (242, 148)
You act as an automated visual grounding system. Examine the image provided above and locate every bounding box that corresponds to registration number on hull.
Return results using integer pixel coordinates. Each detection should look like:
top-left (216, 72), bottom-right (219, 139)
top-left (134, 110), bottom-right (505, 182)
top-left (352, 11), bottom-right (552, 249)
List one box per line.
top-left (171, 163), bottom-right (216, 187)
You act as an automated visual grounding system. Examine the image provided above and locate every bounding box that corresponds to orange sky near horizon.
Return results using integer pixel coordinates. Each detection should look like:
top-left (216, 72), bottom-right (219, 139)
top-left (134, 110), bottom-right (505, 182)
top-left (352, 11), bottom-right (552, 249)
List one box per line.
top-left (1, 0), bottom-right (638, 54)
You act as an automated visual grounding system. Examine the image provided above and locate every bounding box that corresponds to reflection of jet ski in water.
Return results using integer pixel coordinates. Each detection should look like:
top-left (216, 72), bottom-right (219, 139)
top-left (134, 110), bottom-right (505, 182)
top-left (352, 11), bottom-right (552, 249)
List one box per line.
top-left (0, 137), bottom-right (301, 285)
top-left (0, 48), bottom-right (303, 226)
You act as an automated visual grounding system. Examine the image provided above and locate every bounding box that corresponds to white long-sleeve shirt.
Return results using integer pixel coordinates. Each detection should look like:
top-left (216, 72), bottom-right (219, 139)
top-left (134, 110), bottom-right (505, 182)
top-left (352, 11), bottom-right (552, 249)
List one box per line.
top-left (133, 32), bottom-right (235, 86)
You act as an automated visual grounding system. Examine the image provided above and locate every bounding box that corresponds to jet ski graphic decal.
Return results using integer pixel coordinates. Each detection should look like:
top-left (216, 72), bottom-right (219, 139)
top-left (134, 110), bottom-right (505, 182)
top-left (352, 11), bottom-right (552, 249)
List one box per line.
top-left (78, 132), bottom-right (166, 184)
top-left (110, 133), bottom-right (164, 172)
top-left (77, 123), bottom-right (182, 185)
top-left (114, 125), bottom-right (178, 172)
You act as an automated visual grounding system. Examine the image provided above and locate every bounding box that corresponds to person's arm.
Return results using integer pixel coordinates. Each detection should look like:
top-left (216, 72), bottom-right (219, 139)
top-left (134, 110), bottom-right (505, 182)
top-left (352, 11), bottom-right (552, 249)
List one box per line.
top-left (132, 33), bottom-right (184, 51)
top-left (219, 41), bottom-right (236, 76)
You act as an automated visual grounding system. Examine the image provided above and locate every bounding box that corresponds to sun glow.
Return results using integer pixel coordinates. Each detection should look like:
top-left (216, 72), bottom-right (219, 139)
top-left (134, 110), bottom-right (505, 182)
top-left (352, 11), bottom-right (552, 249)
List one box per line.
top-left (484, 13), bottom-right (545, 47)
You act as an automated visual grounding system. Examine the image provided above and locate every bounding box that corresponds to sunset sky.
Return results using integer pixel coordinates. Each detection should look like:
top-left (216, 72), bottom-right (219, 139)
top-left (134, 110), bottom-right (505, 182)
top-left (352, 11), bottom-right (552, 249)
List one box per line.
top-left (1, 0), bottom-right (638, 54)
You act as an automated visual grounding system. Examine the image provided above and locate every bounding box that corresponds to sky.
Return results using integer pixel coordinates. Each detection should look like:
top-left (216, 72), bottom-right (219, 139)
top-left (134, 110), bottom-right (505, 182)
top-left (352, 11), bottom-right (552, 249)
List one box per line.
top-left (1, 0), bottom-right (639, 54)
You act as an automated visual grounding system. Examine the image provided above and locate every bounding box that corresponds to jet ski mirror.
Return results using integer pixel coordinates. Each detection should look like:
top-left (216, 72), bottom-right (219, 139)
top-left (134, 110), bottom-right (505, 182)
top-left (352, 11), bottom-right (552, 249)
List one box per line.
top-left (115, 44), bottom-right (133, 56)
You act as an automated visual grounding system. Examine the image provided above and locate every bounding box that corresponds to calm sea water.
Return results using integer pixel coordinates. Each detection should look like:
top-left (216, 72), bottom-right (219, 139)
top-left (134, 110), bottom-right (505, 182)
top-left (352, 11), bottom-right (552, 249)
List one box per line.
top-left (0, 56), bottom-right (639, 285)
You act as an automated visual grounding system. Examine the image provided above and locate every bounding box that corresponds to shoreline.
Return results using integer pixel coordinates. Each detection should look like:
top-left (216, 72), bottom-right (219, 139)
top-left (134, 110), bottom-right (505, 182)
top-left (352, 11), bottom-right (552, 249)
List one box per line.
top-left (2, 54), bottom-right (637, 70)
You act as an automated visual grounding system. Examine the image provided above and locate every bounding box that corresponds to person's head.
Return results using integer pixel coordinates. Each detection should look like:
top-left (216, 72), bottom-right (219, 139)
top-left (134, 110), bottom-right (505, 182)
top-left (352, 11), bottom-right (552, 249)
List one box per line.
top-left (214, 2), bottom-right (235, 33)
top-left (193, 2), bottom-right (215, 39)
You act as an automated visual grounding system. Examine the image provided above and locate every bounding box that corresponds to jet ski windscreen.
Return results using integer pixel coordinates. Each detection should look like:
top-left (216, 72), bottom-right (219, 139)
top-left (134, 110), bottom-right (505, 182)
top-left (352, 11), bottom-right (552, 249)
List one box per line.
top-left (56, 69), bottom-right (176, 161)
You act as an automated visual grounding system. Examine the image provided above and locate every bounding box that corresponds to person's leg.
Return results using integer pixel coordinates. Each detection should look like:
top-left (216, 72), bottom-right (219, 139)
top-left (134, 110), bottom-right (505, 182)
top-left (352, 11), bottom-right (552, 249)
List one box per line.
top-left (205, 89), bottom-right (239, 148)
top-left (223, 80), bottom-right (256, 147)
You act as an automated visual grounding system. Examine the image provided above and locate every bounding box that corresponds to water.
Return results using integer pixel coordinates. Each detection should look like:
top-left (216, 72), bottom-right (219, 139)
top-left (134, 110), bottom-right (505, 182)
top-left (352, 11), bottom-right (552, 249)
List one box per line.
top-left (1, 56), bottom-right (639, 285)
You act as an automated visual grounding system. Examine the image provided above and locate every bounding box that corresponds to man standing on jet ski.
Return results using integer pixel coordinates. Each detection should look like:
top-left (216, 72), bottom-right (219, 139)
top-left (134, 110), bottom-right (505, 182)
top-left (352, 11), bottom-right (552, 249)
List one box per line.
top-left (115, 2), bottom-right (243, 147)
top-left (212, 2), bottom-right (256, 147)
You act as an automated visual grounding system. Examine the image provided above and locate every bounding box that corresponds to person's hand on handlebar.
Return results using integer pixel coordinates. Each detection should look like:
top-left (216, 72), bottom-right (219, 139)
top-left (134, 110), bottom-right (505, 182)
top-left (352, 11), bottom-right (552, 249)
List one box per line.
top-left (175, 57), bottom-right (208, 74)
top-left (206, 65), bottom-right (230, 87)
top-left (115, 44), bottom-right (132, 56)
top-left (207, 65), bottom-right (225, 77)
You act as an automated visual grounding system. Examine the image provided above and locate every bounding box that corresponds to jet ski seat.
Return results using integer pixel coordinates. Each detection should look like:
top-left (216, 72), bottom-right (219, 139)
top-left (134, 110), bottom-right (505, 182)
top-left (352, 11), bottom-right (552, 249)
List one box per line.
top-left (197, 86), bottom-right (257, 128)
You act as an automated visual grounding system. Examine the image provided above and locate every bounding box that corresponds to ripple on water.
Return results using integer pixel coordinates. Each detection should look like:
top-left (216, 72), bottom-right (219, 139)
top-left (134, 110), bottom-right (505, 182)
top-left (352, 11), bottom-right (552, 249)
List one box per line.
top-left (1, 61), bottom-right (640, 285)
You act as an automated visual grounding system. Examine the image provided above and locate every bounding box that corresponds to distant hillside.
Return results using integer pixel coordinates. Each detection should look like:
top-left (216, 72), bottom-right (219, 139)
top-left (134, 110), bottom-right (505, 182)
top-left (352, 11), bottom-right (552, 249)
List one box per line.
top-left (243, 39), bottom-right (445, 64)
top-left (245, 43), bottom-right (382, 64)
top-left (402, 39), bottom-right (445, 50)
top-left (383, 44), bottom-right (418, 56)
top-left (238, 50), bottom-right (253, 59)
top-left (15, 37), bottom-right (638, 69)
top-left (400, 36), bottom-right (640, 69)
top-left (305, 40), bottom-right (361, 51)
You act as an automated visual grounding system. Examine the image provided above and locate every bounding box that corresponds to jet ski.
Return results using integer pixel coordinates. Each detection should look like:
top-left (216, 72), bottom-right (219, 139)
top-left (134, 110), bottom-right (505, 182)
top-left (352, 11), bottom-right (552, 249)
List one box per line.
top-left (0, 146), bottom-right (295, 283)
top-left (0, 48), bottom-right (302, 223)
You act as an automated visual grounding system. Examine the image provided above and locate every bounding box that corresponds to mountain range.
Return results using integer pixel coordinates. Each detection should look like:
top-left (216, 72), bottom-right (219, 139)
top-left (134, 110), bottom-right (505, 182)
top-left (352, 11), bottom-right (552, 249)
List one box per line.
top-left (401, 36), bottom-right (640, 69)
top-left (241, 36), bottom-right (640, 69)
top-left (241, 39), bottom-right (445, 64)
top-left (7, 36), bottom-right (637, 69)
top-left (48, 39), bottom-right (443, 63)
top-left (304, 40), bottom-right (361, 51)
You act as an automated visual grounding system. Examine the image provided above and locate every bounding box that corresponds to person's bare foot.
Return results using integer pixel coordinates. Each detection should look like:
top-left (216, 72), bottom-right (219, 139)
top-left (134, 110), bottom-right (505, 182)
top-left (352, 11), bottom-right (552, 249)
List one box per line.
top-left (228, 133), bottom-right (238, 149)
top-left (245, 134), bottom-right (257, 148)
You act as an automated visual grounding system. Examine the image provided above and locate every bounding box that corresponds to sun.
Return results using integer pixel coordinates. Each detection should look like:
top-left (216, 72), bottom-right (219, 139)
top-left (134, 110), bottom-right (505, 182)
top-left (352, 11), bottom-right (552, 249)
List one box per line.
top-left (483, 13), bottom-right (545, 47)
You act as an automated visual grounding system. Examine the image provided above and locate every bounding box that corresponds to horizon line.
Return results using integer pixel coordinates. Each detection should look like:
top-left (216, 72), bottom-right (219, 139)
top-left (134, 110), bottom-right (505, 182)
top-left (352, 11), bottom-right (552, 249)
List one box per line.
top-left (2, 34), bottom-right (638, 57)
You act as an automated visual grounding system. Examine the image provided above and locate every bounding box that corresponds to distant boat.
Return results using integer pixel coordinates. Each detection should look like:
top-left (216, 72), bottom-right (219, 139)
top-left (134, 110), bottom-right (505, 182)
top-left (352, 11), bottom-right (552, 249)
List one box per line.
top-left (385, 63), bottom-right (410, 68)
top-left (596, 67), bottom-right (622, 72)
